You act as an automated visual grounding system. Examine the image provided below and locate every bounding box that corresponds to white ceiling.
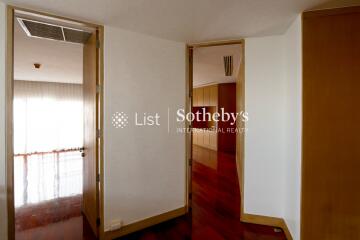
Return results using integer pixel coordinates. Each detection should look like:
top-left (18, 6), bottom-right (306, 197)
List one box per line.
top-left (4, 0), bottom-right (329, 42)
top-left (193, 44), bottom-right (241, 87)
top-left (14, 17), bottom-right (83, 83)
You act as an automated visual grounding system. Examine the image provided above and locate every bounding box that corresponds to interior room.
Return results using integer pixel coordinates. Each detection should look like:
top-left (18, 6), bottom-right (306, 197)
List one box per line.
top-left (1, 1), bottom-right (360, 240)
top-left (12, 11), bottom-right (97, 240)
top-left (189, 44), bottom-right (286, 239)
top-left (191, 44), bottom-right (240, 236)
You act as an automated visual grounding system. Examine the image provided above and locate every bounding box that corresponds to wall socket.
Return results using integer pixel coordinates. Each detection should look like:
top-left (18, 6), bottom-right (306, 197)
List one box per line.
top-left (109, 219), bottom-right (123, 231)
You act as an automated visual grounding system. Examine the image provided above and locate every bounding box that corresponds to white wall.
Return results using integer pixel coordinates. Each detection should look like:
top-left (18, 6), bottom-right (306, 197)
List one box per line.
top-left (244, 35), bottom-right (287, 218)
top-left (0, 2), bottom-right (8, 240)
top-left (283, 16), bottom-right (302, 240)
top-left (104, 26), bottom-right (186, 231)
top-left (244, 16), bottom-right (302, 240)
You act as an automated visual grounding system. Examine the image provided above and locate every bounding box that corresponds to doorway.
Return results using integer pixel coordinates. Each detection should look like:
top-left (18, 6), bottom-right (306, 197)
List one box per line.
top-left (6, 7), bottom-right (104, 240)
top-left (187, 41), bottom-right (245, 235)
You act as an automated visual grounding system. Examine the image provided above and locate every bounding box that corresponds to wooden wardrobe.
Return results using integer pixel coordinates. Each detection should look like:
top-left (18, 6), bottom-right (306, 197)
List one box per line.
top-left (192, 83), bottom-right (236, 153)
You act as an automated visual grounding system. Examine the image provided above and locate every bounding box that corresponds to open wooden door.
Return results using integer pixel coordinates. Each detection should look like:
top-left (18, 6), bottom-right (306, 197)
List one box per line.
top-left (83, 30), bottom-right (100, 237)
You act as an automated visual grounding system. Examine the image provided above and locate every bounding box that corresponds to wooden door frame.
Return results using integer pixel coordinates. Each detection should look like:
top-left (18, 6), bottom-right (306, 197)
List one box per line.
top-left (5, 5), bottom-right (105, 240)
top-left (185, 39), bottom-right (245, 218)
top-left (186, 39), bottom-right (292, 240)
top-left (186, 40), bottom-right (293, 240)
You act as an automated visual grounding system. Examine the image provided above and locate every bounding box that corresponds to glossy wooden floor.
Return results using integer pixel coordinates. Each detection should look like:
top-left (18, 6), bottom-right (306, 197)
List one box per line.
top-left (15, 195), bottom-right (97, 240)
top-left (15, 145), bottom-right (287, 240)
top-left (118, 145), bottom-right (286, 240)
top-left (14, 152), bottom-right (96, 240)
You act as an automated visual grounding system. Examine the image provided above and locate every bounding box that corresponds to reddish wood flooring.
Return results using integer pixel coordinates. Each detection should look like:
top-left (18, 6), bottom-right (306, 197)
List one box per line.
top-left (15, 196), bottom-right (96, 240)
top-left (15, 145), bottom-right (287, 240)
top-left (118, 145), bottom-right (286, 240)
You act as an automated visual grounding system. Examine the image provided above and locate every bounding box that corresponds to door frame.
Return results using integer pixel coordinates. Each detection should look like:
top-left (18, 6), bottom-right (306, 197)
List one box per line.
top-left (185, 39), bottom-right (246, 218)
top-left (186, 40), bottom-right (293, 239)
top-left (5, 5), bottom-right (105, 240)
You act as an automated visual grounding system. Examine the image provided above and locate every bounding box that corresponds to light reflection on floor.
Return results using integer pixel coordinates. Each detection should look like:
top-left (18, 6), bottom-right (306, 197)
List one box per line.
top-left (14, 150), bottom-right (83, 207)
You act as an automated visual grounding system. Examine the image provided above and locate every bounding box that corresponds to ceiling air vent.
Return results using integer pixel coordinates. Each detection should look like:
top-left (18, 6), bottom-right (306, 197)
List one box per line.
top-left (63, 28), bottom-right (91, 44)
top-left (223, 55), bottom-right (233, 76)
top-left (21, 19), bottom-right (64, 41)
top-left (17, 18), bottom-right (92, 44)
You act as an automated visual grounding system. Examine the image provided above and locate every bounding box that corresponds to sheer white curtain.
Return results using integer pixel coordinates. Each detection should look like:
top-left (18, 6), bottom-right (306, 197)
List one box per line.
top-left (14, 80), bottom-right (83, 207)
top-left (14, 80), bottom-right (83, 154)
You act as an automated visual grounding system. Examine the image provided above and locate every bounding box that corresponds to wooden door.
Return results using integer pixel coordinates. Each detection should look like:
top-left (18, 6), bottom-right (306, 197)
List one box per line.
top-left (302, 7), bottom-right (360, 240)
top-left (83, 31), bottom-right (99, 237)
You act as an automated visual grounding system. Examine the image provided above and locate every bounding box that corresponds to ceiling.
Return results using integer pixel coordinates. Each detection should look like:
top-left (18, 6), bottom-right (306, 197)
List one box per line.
top-left (193, 44), bottom-right (241, 87)
top-left (14, 16), bottom-right (83, 83)
top-left (4, 0), bottom-right (330, 42)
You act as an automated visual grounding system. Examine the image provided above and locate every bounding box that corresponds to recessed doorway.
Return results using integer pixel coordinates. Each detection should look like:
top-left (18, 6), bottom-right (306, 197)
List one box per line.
top-left (6, 7), bottom-right (104, 240)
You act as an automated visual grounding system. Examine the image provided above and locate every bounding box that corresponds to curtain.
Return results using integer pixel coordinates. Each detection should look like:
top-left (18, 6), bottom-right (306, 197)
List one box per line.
top-left (14, 80), bottom-right (83, 207)
top-left (14, 80), bottom-right (83, 154)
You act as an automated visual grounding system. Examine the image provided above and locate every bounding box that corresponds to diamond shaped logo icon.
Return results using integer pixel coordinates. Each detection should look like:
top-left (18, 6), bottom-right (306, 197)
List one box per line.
top-left (112, 112), bottom-right (129, 129)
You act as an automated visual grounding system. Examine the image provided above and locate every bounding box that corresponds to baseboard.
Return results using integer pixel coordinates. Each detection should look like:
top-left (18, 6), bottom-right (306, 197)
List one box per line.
top-left (241, 213), bottom-right (293, 240)
top-left (104, 207), bottom-right (187, 240)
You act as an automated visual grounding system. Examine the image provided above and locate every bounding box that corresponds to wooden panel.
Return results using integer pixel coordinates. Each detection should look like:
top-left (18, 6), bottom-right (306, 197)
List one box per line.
top-left (241, 214), bottom-right (292, 240)
top-left (302, 7), bottom-right (360, 240)
top-left (218, 83), bottom-right (236, 153)
top-left (209, 85), bottom-right (218, 106)
top-left (197, 88), bottom-right (204, 106)
top-left (193, 131), bottom-right (198, 145)
top-left (83, 32), bottom-right (99, 237)
top-left (209, 130), bottom-right (217, 150)
top-left (197, 130), bottom-right (204, 146)
top-left (203, 86), bottom-right (210, 106)
top-left (203, 129), bottom-right (210, 146)
top-left (104, 207), bottom-right (186, 240)
top-left (193, 88), bottom-right (198, 107)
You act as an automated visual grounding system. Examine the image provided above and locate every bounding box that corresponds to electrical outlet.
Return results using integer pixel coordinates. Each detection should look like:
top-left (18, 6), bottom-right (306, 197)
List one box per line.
top-left (109, 219), bottom-right (123, 231)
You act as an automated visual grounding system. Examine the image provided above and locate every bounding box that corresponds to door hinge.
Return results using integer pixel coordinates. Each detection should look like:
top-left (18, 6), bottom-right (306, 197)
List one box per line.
top-left (96, 129), bottom-right (102, 138)
top-left (96, 39), bottom-right (101, 49)
top-left (96, 84), bottom-right (102, 93)
top-left (96, 217), bottom-right (101, 226)
top-left (96, 174), bottom-right (100, 182)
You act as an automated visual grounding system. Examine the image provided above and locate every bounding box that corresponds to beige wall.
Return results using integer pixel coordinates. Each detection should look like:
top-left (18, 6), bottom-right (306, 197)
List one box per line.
top-left (244, 15), bottom-right (302, 240)
top-left (283, 16), bottom-right (302, 240)
top-left (103, 26), bottom-right (186, 231)
top-left (244, 34), bottom-right (287, 218)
